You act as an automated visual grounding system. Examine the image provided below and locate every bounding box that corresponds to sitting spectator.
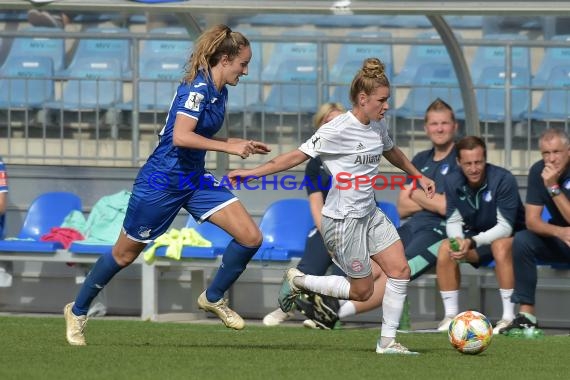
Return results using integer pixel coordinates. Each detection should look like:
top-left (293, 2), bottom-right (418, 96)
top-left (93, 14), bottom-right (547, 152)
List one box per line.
top-left (436, 136), bottom-right (526, 334)
top-left (27, 9), bottom-right (71, 28)
top-left (500, 128), bottom-right (570, 334)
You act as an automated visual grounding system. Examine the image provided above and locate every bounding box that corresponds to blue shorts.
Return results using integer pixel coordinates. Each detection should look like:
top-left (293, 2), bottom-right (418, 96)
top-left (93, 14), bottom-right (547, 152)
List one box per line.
top-left (123, 168), bottom-right (237, 242)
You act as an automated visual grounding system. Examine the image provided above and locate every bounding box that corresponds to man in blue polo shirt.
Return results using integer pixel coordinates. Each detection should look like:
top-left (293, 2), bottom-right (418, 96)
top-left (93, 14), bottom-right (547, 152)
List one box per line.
top-left (500, 128), bottom-right (570, 334)
top-left (436, 136), bottom-right (526, 334)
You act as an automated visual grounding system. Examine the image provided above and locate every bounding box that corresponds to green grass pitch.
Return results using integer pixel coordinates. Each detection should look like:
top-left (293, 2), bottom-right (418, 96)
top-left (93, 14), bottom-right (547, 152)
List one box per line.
top-left (1, 316), bottom-right (568, 380)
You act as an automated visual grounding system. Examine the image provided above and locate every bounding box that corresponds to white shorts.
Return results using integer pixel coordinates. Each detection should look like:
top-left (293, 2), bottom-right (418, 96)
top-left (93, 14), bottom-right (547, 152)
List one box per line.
top-left (321, 207), bottom-right (400, 279)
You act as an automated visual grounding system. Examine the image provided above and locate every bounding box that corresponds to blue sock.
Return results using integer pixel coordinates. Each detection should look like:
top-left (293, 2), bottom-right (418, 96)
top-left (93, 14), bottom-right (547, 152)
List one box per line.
top-left (72, 253), bottom-right (122, 316)
top-left (206, 239), bottom-right (259, 302)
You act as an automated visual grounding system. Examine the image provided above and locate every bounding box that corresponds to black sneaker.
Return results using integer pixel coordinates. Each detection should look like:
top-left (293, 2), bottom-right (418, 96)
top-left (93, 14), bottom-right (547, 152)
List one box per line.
top-left (499, 313), bottom-right (538, 335)
top-left (294, 293), bottom-right (339, 330)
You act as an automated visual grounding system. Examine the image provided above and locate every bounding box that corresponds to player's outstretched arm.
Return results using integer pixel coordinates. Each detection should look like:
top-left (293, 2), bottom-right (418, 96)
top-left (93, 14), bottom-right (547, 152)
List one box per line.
top-left (383, 146), bottom-right (435, 198)
top-left (229, 149), bottom-right (310, 186)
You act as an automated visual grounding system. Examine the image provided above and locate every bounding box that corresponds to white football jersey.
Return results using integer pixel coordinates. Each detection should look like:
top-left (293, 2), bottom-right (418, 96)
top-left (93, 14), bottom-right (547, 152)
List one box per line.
top-left (299, 111), bottom-right (394, 219)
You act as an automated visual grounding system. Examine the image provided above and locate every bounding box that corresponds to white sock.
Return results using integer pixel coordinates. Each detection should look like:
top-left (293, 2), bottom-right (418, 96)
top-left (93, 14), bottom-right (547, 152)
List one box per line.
top-left (440, 290), bottom-right (459, 318)
top-left (338, 301), bottom-right (356, 319)
top-left (499, 288), bottom-right (515, 321)
top-left (297, 275), bottom-right (350, 299)
top-left (380, 278), bottom-right (409, 340)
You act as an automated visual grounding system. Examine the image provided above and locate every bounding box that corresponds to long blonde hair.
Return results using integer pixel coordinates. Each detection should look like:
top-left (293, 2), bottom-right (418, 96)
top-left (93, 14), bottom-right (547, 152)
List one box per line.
top-left (184, 24), bottom-right (250, 83)
top-left (349, 58), bottom-right (390, 106)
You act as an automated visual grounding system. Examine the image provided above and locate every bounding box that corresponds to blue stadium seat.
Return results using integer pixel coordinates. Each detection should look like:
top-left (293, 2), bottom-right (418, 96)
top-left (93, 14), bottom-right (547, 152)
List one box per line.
top-left (0, 192), bottom-right (82, 253)
top-left (46, 57), bottom-right (123, 110)
top-left (258, 58), bottom-right (318, 113)
top-left (237, 13), bottom-right (318, 27)
top-left (396, 63), bottom-right (462, 119)
top-left (445, 16), bottom-right (484, 29)
top-left (377, 201), bottom-right (401, 228)
top-left (261, 30), bottom-right (323, 83)
top-left (118, 56), bottom-right (182, 112)
top-left (328, 31), bottom-right (393, 109)
top-left (526, 66), bottom-right (570, 121)
top-left (0, 11), bottom-right (27, 22)
top-left (142, 27), bottom-right (193, 63)
top-left (458, 66), bottom-right (531, 122)
top-left (532, 34), bottom-right (570, 88)
top-left (0, 56), bottom-right (54, 108)
top-left (5, 27), bottom-right (65, 74)
top-left (381, 15), bottom-right (432, 28)
top-left (226, 32), bottom-right (263, 111)
top-left (393, 32), bottom-right (456, 86)
top-left (68, 241), bottom-right (113, 256)
top-left (470, 33), bottom-right (530, 84)
top-left (313, 15), bottom-right (393, 28)
top-left (66, 27), bottom-right (132, 78)
top-left (252, 199), bottom-right (313, 261)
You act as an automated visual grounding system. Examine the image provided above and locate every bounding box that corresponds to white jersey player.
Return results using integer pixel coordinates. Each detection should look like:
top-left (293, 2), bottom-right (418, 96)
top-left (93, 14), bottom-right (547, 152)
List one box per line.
top-left (229, 57), bottom-right (435, 355)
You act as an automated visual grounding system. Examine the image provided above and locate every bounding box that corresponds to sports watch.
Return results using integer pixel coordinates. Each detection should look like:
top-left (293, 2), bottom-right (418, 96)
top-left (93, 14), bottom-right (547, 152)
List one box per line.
top-left (548, 184), bottom-right (561, 198)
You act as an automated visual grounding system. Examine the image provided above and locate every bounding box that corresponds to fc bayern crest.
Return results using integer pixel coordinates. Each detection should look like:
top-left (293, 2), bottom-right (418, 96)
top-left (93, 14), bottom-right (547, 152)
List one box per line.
top-left (351, 259), bottom-right (364, 273)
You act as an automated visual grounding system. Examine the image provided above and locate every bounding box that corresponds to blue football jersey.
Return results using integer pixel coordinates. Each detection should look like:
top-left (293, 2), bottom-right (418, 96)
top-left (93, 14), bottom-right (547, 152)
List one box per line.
top-left (144, 70), bottom-right (228, 178)
top-left (444, 163), bottom-right (526, 233)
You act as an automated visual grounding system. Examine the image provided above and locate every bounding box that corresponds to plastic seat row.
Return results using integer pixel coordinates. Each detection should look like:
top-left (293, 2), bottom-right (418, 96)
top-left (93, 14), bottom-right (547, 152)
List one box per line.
top-left (0, 191), bottom-right (401, 263)
top-left (1, 29), bottom-right (568, 122)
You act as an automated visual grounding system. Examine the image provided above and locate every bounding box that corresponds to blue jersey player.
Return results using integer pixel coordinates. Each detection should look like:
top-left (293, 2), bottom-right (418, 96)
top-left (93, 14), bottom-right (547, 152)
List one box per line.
top-left (436, 136), bottom-right (525, 334)
top-left (64, 24), bottom-right (270, 346)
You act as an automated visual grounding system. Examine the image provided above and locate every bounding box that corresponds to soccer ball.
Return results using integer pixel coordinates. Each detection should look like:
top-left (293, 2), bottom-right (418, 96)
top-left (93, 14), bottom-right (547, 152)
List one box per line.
top-left (448, 310), bottom-right (493, 355)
